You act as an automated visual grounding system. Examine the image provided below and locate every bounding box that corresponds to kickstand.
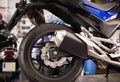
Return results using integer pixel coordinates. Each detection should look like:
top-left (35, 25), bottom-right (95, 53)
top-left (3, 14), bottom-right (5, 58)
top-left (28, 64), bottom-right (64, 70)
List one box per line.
top-left (105, 64), bottom-right (110, 78)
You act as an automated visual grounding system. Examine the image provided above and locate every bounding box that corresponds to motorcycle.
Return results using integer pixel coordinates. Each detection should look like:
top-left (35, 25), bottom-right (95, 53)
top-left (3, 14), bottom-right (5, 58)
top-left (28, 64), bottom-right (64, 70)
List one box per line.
top-left (7, 0), bottom-right (120, 82)
top-left (0, 33), bottom-right (19, 82)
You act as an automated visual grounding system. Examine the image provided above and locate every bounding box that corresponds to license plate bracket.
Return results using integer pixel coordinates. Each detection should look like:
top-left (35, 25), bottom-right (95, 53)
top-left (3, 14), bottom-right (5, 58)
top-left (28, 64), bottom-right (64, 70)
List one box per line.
top-left (2, 62), bottom-right (16, 72)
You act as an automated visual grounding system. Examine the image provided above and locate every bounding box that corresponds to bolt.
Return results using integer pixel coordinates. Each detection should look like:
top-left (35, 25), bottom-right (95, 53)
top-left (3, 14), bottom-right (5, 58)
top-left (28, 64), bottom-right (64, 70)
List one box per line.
top-left (116, 39), bottom-right (120, 43)
top-left (53, 51), bottom-right (58, 55)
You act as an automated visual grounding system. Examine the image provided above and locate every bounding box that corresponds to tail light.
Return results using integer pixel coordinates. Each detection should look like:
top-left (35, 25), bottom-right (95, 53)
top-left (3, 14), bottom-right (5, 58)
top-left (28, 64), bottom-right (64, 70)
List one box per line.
top-left (5, 51), bottom-right (14, 56)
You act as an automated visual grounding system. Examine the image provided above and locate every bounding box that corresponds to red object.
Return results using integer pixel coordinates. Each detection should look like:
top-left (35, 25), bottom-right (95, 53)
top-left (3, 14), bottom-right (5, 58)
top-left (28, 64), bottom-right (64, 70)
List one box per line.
top-left (0, 13), bottom-right (3, 19)
top-left (5, 51), bottom-right (14, 56)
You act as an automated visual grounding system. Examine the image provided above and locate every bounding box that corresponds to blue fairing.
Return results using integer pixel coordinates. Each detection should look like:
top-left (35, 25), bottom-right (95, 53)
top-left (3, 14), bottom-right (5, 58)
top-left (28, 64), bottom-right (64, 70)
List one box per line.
top-left (82, 0), bottom-right (118, 21)
top-left (86, 6), bottom-right (118, 21)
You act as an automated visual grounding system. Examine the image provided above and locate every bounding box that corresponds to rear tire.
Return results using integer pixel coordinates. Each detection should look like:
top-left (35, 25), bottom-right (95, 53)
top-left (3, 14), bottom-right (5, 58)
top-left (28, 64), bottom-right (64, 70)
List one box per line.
top-left (19, 24), bottom-right (83, 82)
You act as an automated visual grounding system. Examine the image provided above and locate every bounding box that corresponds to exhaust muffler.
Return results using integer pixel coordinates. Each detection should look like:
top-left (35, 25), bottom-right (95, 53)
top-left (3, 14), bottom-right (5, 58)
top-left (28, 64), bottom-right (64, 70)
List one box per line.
top-left (54, 30), bottom-right (87, 58)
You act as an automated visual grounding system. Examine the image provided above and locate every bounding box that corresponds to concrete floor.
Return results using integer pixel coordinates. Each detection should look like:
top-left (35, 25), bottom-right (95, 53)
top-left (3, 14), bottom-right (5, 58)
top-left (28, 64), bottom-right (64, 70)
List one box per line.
top-left (13, 73), bottom-right (120, 82)
top-left (76, 73), bottom-right (120, 82)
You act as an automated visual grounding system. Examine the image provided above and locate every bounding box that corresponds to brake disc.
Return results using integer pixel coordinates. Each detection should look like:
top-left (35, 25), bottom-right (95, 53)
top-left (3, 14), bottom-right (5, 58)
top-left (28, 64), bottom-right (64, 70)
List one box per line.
top-left (41, 42), bottom-right (67, 68)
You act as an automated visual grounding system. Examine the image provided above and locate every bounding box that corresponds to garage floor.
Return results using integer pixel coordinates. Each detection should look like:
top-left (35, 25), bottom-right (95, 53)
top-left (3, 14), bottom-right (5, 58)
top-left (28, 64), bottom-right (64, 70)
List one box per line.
top-left (14, 73), bottom-right (120, 82)
top-left (76, 73), bottom-right (120, 82)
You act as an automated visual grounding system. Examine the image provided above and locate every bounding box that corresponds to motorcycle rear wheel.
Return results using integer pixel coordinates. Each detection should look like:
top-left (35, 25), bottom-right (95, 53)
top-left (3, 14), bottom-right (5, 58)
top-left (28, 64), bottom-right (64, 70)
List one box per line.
top-left (19, 24), bottom-right (83, 82)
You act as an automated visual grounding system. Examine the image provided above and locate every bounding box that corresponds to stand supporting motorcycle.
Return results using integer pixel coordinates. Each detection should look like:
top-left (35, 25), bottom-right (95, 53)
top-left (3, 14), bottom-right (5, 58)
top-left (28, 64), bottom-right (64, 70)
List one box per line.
top-left (7, 0), bottom-right (120, 82)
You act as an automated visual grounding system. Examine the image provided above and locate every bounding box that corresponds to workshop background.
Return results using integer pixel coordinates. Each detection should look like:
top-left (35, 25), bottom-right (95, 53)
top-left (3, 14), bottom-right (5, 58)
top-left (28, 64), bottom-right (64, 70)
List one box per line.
top-left (0, 0), bottom-right (119, 82)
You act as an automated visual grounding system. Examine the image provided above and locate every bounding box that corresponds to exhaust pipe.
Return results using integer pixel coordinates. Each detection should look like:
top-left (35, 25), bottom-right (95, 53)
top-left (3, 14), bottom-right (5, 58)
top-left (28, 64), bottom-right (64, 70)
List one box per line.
top-left (54, 30), bottom-right (120, 67)
top-left (54, 30), bottom-right (87, 58)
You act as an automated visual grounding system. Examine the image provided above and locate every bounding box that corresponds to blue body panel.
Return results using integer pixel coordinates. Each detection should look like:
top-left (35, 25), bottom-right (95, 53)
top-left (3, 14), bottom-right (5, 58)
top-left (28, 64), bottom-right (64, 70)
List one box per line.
top-left (82, 0), bottom-right (118, 21)
top-left (86, 6), bottom-right (118, 21)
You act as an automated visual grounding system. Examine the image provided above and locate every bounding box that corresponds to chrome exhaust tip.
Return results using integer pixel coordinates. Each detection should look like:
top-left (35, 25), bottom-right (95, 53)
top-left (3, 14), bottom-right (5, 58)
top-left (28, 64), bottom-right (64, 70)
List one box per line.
top-left (54, 30), bottom-right (66, 47)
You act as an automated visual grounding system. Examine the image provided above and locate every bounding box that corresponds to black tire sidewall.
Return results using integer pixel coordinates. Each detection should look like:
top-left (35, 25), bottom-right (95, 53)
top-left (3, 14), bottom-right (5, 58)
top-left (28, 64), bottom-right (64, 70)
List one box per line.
top-left (19, 23), bottom-right (83, 82)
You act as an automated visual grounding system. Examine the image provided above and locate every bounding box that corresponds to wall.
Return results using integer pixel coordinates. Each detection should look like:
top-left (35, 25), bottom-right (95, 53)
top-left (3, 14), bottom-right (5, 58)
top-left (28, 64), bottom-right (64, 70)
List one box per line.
top-left (0, 0), bottom-right (20, 22)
